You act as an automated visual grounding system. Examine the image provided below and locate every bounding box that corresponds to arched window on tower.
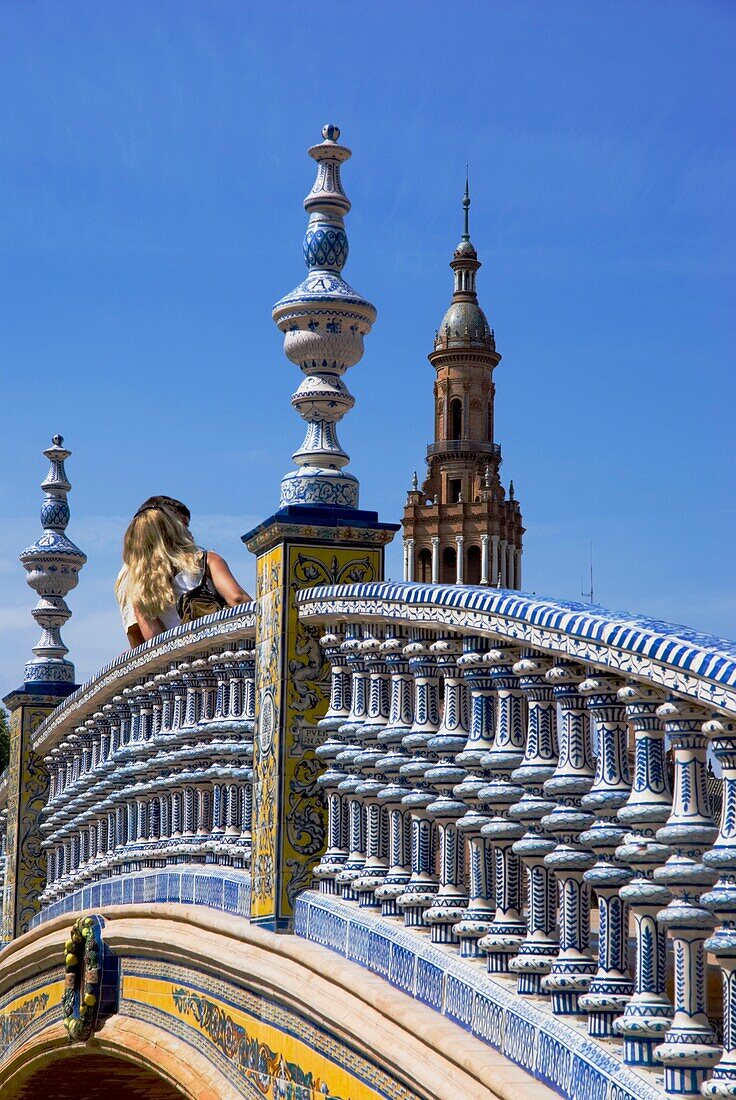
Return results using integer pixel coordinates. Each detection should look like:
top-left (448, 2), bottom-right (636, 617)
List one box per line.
top-left (466, 545), bottom-right (481, 585)
top-left (487, 401), bottom-right (493, 441)
top-left (441, 546), bottom-right (457, 584)
top-left (450, 398), bottom-right (462, 440)
top-left (418, 548), bottom-right (432, 583)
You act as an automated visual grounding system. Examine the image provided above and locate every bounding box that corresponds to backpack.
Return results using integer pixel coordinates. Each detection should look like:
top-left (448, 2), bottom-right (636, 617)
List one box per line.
top-left (176, 551), bottom-right (228, 624)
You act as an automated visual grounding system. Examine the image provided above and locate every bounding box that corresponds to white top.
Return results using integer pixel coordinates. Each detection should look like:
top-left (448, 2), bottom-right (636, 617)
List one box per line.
top-left (117, 551), bottom-right (207, 636)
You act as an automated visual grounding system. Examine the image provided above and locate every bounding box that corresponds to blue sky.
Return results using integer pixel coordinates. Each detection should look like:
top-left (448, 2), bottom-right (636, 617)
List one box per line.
top-left (1, 1), bottom-right (734, 696)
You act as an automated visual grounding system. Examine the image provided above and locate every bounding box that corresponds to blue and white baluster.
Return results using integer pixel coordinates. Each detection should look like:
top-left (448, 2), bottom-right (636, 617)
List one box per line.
top-left (335, 633), bottom-right (369, 901)
top-left (702, 716), bottom-right (736, 1097)
top-left (614, 682), bottom-right (674, 1066)
top-left (578, 675), bottom-right (634, 1037)
top-left (353, 635), bottom-right (391, 906)
top-left (508, 654), bottom-right (559, 995)
top-left (652, 700), bottom-right (720, 1096)
top-left (374, 635), bottom-right (413, 917)
top-left (423, 640), bottom-right (470, 944)
top-left (477, 645), bottom-right (527, 973)
top-left (453, 641), bottom-right (496, 957)
top-left (541, 661), bottom-right (597, 1015)
top-left (314, 632), bottom-right (350, 893)
top-left (397, 641), bottom-right (441, 927)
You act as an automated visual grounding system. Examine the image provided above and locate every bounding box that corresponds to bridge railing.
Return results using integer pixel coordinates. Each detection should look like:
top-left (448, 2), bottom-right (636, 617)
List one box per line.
top-left (15, 603), bottom-right (256, 923)
top-left (296, 580), bottom-right (736, 1100)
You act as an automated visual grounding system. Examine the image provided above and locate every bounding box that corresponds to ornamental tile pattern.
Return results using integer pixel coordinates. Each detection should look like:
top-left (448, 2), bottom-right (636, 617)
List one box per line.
top-left (295, 891), bottom-right (667, 1100)
top-left (297, 582), bottom-right (736, 714)
top-left (120, 957), bottom-right (422, 1100)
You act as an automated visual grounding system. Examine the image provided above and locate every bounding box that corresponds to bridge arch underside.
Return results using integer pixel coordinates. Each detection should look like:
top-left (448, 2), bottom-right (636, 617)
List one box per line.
top-left (1, 1043), bottom-right (186, 1100)
top-left (0, 906), bottom-right (545, 1100)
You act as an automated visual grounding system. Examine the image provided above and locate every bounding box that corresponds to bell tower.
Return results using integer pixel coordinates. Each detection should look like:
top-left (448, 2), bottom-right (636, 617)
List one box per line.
top-left (402, 180), bottom-right (524, 587)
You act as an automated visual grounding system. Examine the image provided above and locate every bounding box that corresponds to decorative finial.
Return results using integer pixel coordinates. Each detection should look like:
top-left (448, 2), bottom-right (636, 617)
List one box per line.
top-left (462, 166), bottom-right (470, 242)
top-left (484, 464), bottom-right (491, 490)
top-left (412, 471), bottom-right (418, 491)
top-left (272, 125), bottom-right (376, 510)
top-left (19, 437), bottom-right (86, 686)
top-left (509, 480), bottom-right (515, 501)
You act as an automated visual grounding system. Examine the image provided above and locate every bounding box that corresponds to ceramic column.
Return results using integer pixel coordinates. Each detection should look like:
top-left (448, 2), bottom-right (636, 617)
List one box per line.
top-left (478, 645), bottom-right (526, 972)
top-left (314, 632), bottom-right (350, 892)
top-left (424, 641), bottom-right (470, 943)
top-left (653, 700), bottom-right (720, 1097)
top-left (335, 637), bottom-right (370, 901)
top-left (397, 642), bottom-right (441, 926)
top-left (578, 676), bottom-right (634, 1037)
top-left (453, 645), bottom-right (496, 956)
top-left (352, 635), bottom-right (392, 906)
top-left (614, 682), bottom-right (674, 1066)
top-left (508, 654), bottom-right (559, 994)
top-left (541, 662), bottom-right (597, 1015)
top-left (702, 716), bottom-right (736, 1097)
top-left (374, 636), bottom-right (414, 916)
top-left (480, 534), bottom-right (489, 585)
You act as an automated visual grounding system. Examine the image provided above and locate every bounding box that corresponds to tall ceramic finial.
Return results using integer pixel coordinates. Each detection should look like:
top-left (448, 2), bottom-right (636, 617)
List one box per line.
top-left (272, 124), bottom-right (377, 510)
top-left (19, 436), bottom-right (86, 685)
top-left (462, 167), bottom-right (470, 242)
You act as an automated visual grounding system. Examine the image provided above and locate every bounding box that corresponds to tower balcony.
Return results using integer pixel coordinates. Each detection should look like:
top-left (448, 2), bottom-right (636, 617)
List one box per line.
top-left (427, 439), bottom-right (501, 460)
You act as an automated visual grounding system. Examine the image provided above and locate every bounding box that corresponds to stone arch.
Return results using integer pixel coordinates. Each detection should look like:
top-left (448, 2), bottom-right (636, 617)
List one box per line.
top-left (441, 545), bottom-right (457, 583)
top-left (449, 397), bottom-right (462, 439)
top-left (417, 547), bottom-right (432, 582)
top-left (466, 544), bottom-right (481, 585)
top-left (0, 1015), bottom-right (237, 1100)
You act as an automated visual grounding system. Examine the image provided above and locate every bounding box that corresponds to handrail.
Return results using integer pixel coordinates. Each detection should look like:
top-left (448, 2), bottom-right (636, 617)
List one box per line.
top-left (296, 581), bottom-right (736, 716)
top-left (426, 439), bottom-right (501, 458)
top-left (31, 602), bottom-right (256, 754)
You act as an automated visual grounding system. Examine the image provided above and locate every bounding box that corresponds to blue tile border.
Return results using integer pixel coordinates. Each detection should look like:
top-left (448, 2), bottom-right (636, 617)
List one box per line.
top-left (297, 581), bottom-right (736, 714)
top-left (294, 891), bottom-right (666, 1100)
top-left (30, 866), bottom-right (252, 928)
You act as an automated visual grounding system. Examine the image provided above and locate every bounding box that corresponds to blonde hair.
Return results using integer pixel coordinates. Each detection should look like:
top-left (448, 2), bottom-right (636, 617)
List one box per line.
top-left (115, 508), bottom-right (201, 620)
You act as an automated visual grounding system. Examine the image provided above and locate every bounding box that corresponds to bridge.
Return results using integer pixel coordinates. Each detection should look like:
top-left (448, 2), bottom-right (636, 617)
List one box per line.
top-left (1, 126), bottom-right (735, 1100)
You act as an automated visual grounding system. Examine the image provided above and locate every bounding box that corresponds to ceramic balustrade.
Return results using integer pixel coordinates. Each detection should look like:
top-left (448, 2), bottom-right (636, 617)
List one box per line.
top-left (614, 682), bottom-right (674, 1066)
top-left (477, 644), bottom-right (527, 973)
top-left (292, 582), bottom-right (736, 1099)
top-left (654, 701), bottom-right (721, 1097)
top-left (36, 637), bottom-right (255, 907)
top-left (372, 635), bottom-right (414, 917)
top-left (702, 716), bottom-right (736, 1097)
top-left (578, 675), bottom-right (635, 1036)
top-left (452, 643), bottom-right (497, 956)
top-left (396, 642), bottom-right (441, 926)
top-left (507, 653), bottom-right (560, 995)
top-left (540, 661), bottom-right (597, 1015)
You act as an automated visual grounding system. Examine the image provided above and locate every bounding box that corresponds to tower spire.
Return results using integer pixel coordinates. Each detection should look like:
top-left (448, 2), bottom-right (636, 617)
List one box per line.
top-left (19, 435), bottom-right (86, 686)
top-left (271, 124), bottom-right (376, 510)
top-left (462, 166), bottom-right (470, 242)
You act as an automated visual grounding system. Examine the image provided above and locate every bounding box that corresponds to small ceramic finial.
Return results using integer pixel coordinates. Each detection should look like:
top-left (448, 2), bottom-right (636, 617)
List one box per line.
top-left (19, 436), bottom-right (86, 686)
top-left (484, 464), bottom-right (491, 490)
top-left (509, 480), bottom-right (515, 501)
top-left (272, 124), bottom-right (375, 510)
top-left (412, 470), bottom-right (418, 491)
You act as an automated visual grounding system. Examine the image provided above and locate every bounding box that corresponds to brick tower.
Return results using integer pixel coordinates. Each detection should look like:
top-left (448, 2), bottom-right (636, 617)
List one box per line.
top-left (402, 181), bottom-right (524, 587)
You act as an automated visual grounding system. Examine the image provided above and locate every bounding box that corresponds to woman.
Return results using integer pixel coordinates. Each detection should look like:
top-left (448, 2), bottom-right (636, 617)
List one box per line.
top-left (115, 501), bottom-right (250, 645)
